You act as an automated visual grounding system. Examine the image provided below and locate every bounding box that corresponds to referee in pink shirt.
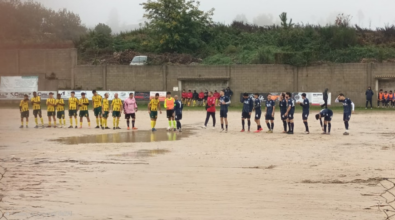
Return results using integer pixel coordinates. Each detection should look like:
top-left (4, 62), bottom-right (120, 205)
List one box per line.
top-left (123, 93), bottom-right (138, 130)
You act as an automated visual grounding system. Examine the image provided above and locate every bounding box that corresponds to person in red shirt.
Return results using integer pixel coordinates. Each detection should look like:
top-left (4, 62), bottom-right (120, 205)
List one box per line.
top-left (181, 89), bottom-right (187, 105)
top-left (187, 90), bottom-right (193, 106)
top-left (213, 90), bottom-right (220, 106)
top-left (202, 91), bottom-right (216, 129)
top-left (198, 90), bottom-right (205, 106)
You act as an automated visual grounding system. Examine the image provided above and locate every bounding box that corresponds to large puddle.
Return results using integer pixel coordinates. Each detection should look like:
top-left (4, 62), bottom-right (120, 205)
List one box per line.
top-left (51, 129), bottom-right (194, 145)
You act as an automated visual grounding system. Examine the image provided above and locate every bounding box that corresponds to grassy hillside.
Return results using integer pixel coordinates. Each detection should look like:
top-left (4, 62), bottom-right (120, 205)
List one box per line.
top-left (78, 22), bottom-right (395, 66)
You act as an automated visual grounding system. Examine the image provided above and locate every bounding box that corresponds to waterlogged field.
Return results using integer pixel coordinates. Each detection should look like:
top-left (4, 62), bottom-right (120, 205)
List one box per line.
top-left (0, 108), bottom-right (394, 220)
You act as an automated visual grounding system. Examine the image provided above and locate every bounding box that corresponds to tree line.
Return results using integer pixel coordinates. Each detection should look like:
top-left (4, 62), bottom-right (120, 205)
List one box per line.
top-left (2, 0), bottom-right (395, 66)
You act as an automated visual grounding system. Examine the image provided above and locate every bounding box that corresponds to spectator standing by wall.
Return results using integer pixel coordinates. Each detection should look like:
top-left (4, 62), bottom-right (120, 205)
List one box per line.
top-left (365, 86), bottom-right (374, 109)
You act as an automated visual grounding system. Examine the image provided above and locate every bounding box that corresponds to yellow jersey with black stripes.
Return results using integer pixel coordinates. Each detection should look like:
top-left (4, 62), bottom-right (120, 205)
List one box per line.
top-left (79, 98), bottom-right (89, 111)
top-left (111, 98), bottom-right (122, 111)
top-left (19, 100), bottom-right (29, 112)
top-left (69, 97), bottom-right (78, 110)
top-left (30, 96), bottom-right (41, 110)
top-left (56, 99), bottom-right (65, 111)
top-left (149, 99), bottom-right (160, 111)
top-left (103, 98), bottom-right (110, 111)
top-left (46, 98), bottom-right (56, 112)
top-left (92, 95), bottom-right (103, 108)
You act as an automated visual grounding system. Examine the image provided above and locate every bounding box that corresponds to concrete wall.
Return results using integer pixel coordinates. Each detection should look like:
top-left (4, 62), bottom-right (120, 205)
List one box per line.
top-left (72, 63), bottom-right (395, 106)
top-left (0, 48), bottom-right (77, 90)
top-left (2, 48), bottom-right (395, 106)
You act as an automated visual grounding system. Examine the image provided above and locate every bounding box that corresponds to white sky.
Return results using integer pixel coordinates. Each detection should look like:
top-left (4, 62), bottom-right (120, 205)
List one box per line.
top-left (33, 0), bottom-right (395, 32)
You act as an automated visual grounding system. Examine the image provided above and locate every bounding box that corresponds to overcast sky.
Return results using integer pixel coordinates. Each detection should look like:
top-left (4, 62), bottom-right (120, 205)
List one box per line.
top-left (34, 0), bottom-right (395, 33)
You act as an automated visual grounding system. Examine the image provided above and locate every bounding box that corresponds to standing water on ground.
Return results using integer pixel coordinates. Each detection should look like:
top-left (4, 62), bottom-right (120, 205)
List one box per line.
top-left (51, 129), bottom-right (194, 145)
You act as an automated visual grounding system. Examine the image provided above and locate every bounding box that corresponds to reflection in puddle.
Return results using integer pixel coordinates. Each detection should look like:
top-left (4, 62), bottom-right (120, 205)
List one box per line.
top-left (110, 149), bottom-right (170, 158)
top-left (51, 129), bottom-right (193, 145)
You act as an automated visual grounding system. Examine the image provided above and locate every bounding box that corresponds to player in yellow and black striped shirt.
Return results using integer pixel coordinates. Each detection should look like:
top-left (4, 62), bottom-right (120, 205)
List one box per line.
top-left (102, 93), bottom-right (110, 129)
top-left (46, 92), bottom-right (57, 128)
top-left (92, 90), bottom-right (103, 128)
top-left (56, 94), bottom-right (66, 128)
top-left (31, 91), bottom-right (44, 128)
top-left (19, 94), bottom-right (30, 128)
top-left (111, 93), bottom-right (123, 130)
top-left (148, 93), bottom-right (162, 131)
top-left (78, 92), bottom-right (91, 128)
top-left (68, 91), bottom-right (79, 129)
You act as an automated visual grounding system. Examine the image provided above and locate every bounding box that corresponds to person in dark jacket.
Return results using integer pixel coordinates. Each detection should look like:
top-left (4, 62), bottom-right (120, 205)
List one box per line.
top-left (174, 95), bottom-right (183, 132)
top-left (365, 86), bottom-right (374, 109)
top-left (192, 90), bottom-right (199, 107)
top-left (322, 88), bottom-right (328, 109)
top-left (240, 93), bottom-right (253, 132)
top-left (225, 87), bottom-right (234, 99)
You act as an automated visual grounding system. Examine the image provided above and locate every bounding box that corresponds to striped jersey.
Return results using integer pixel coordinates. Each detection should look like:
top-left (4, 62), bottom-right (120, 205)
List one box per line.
top-left (79, 98), bottom-right (89, 111)
top-left (56, 99), bottom-right (65, 111)
top-left (20, 100), bottom-right (29, 112)
top-left (112, 98), bottom-right (123, 111)
top-left (46, 98), bottom-right (56, 112)
top-left (31, 96), bottom-right (41, 110)
top-left (92, 95), bottom-right (103, 108)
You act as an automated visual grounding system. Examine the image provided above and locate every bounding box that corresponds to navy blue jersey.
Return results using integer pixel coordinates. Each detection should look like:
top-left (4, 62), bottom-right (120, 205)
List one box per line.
top-left (339, 98), bottom-right (352, 114)
top-left (240, 97), bottom-right (254, 113)
top-left (174, 100), bottom-right (183, 115)
top-left (288, 98), bottom-right (295, 114)
top-left (254, 99), bottom-right (262, 112)
top-left (279, 99), bottom-right (287, 113)
top-left (266, 100), bottom-right (275, 115)
top-left (320, 109), bottom-right (333, 117)
top-left (219, 96), bottom-right (230, 111)
top-left (301, 98), bottom-right (310, 113)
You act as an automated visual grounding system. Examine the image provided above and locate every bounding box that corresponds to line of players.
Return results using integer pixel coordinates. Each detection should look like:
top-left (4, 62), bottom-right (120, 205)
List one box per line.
top-left (19, 90), bottom-right (355, 135)
top-left (18, 90), bottom-right (183, 132)
top-left (19, 90), bottom-right (133, 130)
top-left (201, 91), bottom-right (355, 135)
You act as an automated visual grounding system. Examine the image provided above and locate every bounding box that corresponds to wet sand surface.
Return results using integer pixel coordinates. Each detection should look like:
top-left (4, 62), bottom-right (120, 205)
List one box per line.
top-left (0, 109), bottom-right (394, 220)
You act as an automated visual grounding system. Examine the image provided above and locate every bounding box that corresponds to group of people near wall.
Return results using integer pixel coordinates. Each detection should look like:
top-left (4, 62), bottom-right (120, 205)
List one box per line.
top-left (181, 87), bottom-right (233, 107)
top-left (370, 87), bottom-right (395, 108)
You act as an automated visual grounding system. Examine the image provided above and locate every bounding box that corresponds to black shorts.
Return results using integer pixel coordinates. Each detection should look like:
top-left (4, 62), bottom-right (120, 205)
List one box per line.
top-left (324, 115), bottom-right (332, 121)
top-left (175, 113), bottom-right (182, 120)
top-left (166, 110), bottom-right (174, 118)
top-left (281, 111), bottom-right (287, 120)
top-left (241, 112), bottom-right (251, 119)
top-left (21, 111), bottom-right (29, 118)
top-left (265, 114), bottom-right (274, 121)
top-left (255, 111), bottom-right (262, 120)
top-left (220, 110), bottom-right (228, 118)
top-left (69, 110), bottom-right (77, 117)
top-left (302, 113), bottom-right (309, 120)
top-left (343, 113), bottom-right (351, 121)
top-left (125, 113), bottom-right (136, 120)
top-left (47, 111), bottom-right (55, 117)
top-left (57, 111), bottom-right (65, 119)
top-left (33, 109), bottom-right (42, 117)
top-left (287, 112), bottom-right (294, 120)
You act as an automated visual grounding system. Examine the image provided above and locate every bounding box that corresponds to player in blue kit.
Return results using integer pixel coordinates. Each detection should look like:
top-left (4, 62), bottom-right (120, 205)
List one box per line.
top-left (336, 93), bottom-right (355, 135)
top-left (253, 93), bottom-right (262, 133)
top-left (315, 108), bottom-right (333, 134)
top-left (219, 90), bottom-right (231, 132)
top-left (240, 93), bottom-right (253, 132)
top-left (279, 93), bottom-right (288, 133)
top-left (174, 95), bottom-right (183, 132)
top-left (265, 94), bottom-right (275, 133)
top-left (284, 92), bottom-right (295, 134)
top-left (298, 93), bottom-right (310, 134)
